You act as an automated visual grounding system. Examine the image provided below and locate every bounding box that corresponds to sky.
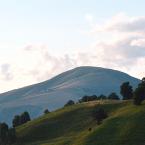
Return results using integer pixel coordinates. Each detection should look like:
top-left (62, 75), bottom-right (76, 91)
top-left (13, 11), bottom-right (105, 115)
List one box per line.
top-left (0, 0), bottom-right (145, 93)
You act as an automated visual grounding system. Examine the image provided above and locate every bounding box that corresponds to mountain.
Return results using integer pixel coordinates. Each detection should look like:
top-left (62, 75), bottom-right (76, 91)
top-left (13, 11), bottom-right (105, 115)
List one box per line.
top-left (15, 100), bottom-right (145, 145)
top-left (0, 66), bottom-right (140, 124)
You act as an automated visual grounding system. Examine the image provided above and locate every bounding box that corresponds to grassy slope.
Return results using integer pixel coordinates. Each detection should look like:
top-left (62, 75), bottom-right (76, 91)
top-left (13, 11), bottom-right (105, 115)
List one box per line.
top-left (15, 100), bottom-right (145, 145)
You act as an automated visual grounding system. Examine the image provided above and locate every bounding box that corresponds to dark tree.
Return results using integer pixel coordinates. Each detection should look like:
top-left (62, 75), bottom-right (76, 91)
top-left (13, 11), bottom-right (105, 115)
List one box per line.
top-left (12, 112), bottom-right (31, 127)
top-left (0, 122), bottom-right (16, 145)
top-left (89, 95), bottom-right (98, 101)
top-left (44, 109), bottom-right (50, 114)
top-left (98, 94), bottom-right (107, 100)
top-left (108, 92), bottom-right (120, 100)
top-left (79, 95), bottom-right (98, 102)
top-left (93, 108), bottom-right (108, 125)
top-left (79, 96), bottom-right (89, 102)
top-left (120, 82), bottom-right (133, 100)
top-left (142, 77), bottom-right (145, 83)
top-left (12, 115), bottom-right (21, 128)
top-left (20, 112), bottom-right (31, 124)
top-left (8, 128), bottom-right (16, 144)
top-left (134, 87), bottom-right (144, 105)
top-left (0, 122), bottom-right (8, 144)
top-left (133, 78), bottom-right (145, 105)
top-left (64, 100), bottom-right (75, 107)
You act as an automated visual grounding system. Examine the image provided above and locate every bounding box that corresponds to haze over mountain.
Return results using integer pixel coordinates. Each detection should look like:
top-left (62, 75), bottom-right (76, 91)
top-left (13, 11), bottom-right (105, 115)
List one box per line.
top-left (0, 66), bottom-right (140, 124)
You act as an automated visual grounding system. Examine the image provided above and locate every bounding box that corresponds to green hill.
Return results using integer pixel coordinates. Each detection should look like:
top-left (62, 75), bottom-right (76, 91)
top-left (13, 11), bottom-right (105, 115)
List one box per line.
top-left (14, 100), bottom-right (145, 145)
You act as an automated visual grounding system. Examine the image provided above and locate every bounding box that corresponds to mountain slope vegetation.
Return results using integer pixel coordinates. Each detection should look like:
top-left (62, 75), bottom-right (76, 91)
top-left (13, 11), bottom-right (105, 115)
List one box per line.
top-left (14, 100), bottom-right (145, 145)
top-left (0, 66), bottom-right (140, 124)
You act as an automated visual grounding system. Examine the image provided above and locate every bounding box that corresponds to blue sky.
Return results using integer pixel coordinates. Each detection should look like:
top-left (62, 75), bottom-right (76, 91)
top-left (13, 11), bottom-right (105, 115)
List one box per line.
top-left (0, 0), bottom-right (145, 92)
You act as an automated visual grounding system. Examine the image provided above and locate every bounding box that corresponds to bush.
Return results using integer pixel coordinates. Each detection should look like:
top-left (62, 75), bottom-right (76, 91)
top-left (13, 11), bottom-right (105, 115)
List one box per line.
top-left (64, 100), bottom-right (75, 107)
top-left (93, 108), bottom-right (108, 125)
top-left (108, 92), bottom-right (120, 100)
top-left (98, 94), bottom-right (107, 100)
top-left (44, 109), bottom-right (50, 114)
top-left (79, 95), bottom-right (98, 103)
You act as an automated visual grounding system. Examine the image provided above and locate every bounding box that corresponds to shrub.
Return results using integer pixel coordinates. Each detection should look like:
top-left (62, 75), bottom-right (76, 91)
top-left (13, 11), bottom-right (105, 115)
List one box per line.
top-left (108, 92), bottom-right (120, 100)
top-left (64, 100), bottom-right (75, 107)
top-left (79, 95), bottom-right (98, 103)
top-left (44, 109), bottom-right (50, 114)
top-left (93, 108), bottom-right (108, 125)
top-left (98, 94), bottom-right (107, 100)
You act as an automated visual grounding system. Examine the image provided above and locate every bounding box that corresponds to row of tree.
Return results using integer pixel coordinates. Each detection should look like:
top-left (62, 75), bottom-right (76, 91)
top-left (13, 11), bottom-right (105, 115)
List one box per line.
top-left (78, 92), bottom-right (120, 103)
top-left (120, 78), bottom-right (145, 105)
top-left (64, 78), bottom-right (145, 106)
top-left (0, 123), bottom-right (16, 145)
top-left (0, 111), bottom-right (31, 145)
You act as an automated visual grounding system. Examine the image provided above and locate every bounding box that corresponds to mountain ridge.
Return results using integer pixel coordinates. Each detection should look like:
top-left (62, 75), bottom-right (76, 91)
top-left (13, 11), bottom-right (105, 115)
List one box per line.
top-left (0, 66), bottom-right (140, 124)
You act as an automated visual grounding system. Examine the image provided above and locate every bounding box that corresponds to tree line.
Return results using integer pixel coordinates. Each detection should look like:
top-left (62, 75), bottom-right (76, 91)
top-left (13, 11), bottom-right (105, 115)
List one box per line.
top-left (64, 77), bottom-right (145, 106)
top-left (0, 111), bottom-right (31, 145)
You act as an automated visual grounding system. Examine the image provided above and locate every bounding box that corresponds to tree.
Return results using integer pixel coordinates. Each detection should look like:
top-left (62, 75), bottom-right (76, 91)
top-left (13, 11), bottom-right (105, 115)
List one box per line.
top-left (79, 96), bottom-right (89, 102)
top-left (108, 92), bottom-right (120, 100)
top-left (0, 122), bottom-right (8, 144)
top-left (98, 94), bottom-right (107, 100)
top-left (64, 100), bottom-right (75, 107)
top-left (133, 78), bottom-right (145, 105)
top-left (8, 128), bottom-right (16, 144)
top-left (44, 109), bottom-right (50, 114)
top-left (142, 77), bottom-right (145, 83)
top-left (120, 82), bottom-right (133, 100)
top-left (20, 112), bottom-right (31, 124)
top-left (12, 115), bottom-right (21, 128)
top-left (79, 95), bottom-right (98, 103)
top-left (0, 122), bottom-right (16, 145)
top-left (12, 112), bottom-right (31, 127)
top-left (134, 86), bottom-right (144, 105)
top-left (93, 108), bottom-right (108, 125)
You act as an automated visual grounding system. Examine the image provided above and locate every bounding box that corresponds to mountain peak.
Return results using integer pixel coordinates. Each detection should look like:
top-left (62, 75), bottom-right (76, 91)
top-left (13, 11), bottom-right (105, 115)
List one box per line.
top-left (0, 66), bottom-right (140, 124)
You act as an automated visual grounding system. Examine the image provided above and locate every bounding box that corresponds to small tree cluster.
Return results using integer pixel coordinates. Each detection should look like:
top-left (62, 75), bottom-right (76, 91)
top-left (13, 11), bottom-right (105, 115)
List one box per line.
top-left (12, 111), bottom-right (31, 127)
top-left (79, 95), bottom-right (98, 103)
top-left (79, 95), bottom-right (108, 103)
top-left (64, 100), bottom-right (75, 107)
top-left (133, 78), bottom-right (145, 105)
top-left (93, 108), bottom-right (108, 125)
top-left (0, 122), bottom-right (16, 145)
top-left (98, 95), bottom-right (107, 100)
top-left (79, 93), bottom-right (121, 103)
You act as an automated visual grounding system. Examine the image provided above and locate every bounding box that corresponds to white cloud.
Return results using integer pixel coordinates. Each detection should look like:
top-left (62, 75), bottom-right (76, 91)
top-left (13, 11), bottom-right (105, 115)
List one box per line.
top-left (85, 14), bottom-right (94, 23)
top-left (0, 13), bottom-right (145, 93)
top-left (131, 38), bottom-right (145, 47)
top-left (94, 13), bottom-right (145, 33)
